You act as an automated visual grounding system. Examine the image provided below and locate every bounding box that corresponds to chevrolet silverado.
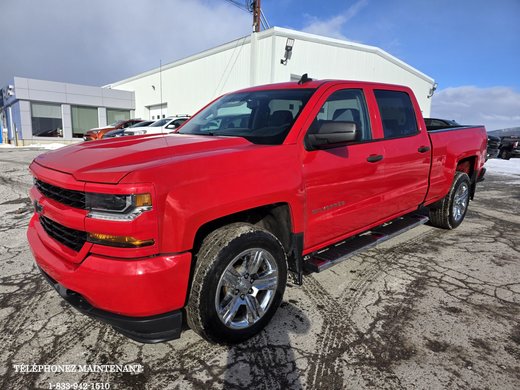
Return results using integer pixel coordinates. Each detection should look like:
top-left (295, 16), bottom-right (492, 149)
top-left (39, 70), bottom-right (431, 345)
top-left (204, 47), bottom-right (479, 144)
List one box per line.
top-left (27, 78), bottom-right (487, 344)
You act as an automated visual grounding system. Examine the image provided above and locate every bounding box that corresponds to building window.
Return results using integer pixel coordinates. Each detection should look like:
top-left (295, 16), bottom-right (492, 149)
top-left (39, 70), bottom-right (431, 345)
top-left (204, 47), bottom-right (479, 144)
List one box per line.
top-left (71, 106), bottom-right (98, 138)
top-left (107, 109), bottom-right (130, 125)
top-left (31, 103), bottom-right (63, 137)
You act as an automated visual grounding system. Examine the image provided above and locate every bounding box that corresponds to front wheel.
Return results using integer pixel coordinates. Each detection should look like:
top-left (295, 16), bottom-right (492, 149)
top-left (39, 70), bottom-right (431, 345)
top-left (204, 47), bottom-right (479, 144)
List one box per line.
top-left (186, 223), bottom-right (287, 344)
top-left (429, 171), bottom-right (471, 229)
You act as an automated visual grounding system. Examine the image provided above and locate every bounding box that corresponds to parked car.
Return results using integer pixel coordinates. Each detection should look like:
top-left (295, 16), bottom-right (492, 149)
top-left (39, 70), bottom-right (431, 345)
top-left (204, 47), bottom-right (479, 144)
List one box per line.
top-left (125, 116), bottom-right (190, 136)
top-left (83, 119), bottom-right (144, 141)
top-left (28, 79), bottom-right (486, 344)
top-left (103, 120), bottom-right (155, 139)
top-left (486, 135), bottom-right (501, 160)
top-left (499, 136), bottom-right (520, 160)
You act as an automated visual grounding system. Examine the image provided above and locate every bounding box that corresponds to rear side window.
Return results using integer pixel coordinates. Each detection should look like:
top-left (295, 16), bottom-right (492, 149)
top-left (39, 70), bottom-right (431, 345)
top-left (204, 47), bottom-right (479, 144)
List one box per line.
top-left (374, 90), bottom-right (418, 138)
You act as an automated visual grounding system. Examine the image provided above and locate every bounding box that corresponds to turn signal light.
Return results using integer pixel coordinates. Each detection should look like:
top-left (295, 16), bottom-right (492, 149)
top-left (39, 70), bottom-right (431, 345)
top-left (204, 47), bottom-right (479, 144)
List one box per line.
top-left (135, 193), bottom-right (152, 207)
top-left (88, 232), bottom-right (154, 248)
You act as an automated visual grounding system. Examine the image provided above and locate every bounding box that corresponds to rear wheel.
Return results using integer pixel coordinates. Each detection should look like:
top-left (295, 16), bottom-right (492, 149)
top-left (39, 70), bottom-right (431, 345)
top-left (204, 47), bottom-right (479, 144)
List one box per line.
top-left (500, 150), bottom-right (511, 160)
top-left (186, 223), bottom-right (287, 344)
top-left (429, 172), bottom-right (471, 229)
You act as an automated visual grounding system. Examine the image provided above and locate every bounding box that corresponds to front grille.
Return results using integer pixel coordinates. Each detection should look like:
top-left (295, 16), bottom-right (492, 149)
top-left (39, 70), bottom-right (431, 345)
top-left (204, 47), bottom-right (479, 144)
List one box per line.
top-left (35, 180), bottom-right (85, 209)
top-left (40, 216), bottom-right (87, 252)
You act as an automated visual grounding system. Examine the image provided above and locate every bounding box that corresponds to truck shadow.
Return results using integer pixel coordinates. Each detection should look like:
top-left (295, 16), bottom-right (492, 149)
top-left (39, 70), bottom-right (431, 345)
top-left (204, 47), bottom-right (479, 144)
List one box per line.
top-left (223, 301), bottom-right (310, 389)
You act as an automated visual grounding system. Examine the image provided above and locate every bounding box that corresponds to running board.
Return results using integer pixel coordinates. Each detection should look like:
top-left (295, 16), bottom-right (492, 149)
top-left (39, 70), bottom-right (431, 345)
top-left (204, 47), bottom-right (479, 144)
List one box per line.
top-left (304, 214), bottom-right (429, 273)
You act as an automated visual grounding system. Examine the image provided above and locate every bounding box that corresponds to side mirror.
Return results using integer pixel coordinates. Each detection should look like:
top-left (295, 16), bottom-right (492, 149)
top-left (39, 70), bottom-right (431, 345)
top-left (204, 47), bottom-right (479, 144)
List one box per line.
top-left (165, 124), bottom-right (177, 129)
top-left (306, 121), bottom-right (358, 150)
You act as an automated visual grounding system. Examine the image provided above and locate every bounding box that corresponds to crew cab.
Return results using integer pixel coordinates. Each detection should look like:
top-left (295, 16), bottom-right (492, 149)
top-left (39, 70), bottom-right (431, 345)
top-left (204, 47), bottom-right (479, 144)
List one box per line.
top-left (27, 79), bottom-right (487, 344)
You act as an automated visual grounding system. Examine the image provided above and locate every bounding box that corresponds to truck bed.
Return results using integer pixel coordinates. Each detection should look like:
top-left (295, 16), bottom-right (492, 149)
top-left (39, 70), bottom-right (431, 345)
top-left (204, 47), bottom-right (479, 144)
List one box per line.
top-left (425, 125), bottom-right (487, 204)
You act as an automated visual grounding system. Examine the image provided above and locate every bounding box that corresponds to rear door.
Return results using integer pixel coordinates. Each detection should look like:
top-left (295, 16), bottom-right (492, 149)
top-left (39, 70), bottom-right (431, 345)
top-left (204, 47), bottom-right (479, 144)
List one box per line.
top-left (301, 85), bottom-right (387, 251)
top-left (371, 88), bottom-right (431, 216)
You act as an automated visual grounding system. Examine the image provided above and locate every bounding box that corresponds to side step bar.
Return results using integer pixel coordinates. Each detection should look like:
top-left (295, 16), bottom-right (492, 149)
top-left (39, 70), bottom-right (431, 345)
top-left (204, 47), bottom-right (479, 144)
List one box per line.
top-left (304, 214), bottom-right (429, 273)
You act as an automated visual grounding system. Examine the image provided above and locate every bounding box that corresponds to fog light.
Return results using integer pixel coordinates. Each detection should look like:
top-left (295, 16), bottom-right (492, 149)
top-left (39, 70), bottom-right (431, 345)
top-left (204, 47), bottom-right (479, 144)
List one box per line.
top-left (88, 232), bottom-right (154, 248)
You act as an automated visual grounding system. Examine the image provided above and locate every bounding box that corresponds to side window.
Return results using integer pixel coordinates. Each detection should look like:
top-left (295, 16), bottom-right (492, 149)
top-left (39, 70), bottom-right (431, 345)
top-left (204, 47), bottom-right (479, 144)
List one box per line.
top-left (374, 90), bottom-right (418, 138)
top-left (308, 89), bottom-right (371, 142)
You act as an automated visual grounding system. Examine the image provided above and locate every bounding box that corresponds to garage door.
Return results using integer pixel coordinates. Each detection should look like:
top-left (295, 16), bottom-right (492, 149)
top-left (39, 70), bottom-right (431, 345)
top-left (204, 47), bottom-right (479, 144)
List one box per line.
top-left (148, 104), bottom-right (167, 120)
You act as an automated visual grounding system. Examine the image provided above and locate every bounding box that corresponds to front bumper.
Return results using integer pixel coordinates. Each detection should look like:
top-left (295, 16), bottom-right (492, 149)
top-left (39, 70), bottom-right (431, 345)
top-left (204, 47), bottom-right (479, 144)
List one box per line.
top-left (27, 214), bottom-right (192, 342)
top-left (39, 267), bottom-right (183, 343)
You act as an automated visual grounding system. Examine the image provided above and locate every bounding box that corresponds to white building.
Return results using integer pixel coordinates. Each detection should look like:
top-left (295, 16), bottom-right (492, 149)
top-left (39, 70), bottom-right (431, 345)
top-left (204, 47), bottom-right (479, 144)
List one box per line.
top-left (108, 27), bottom-right (435, 120)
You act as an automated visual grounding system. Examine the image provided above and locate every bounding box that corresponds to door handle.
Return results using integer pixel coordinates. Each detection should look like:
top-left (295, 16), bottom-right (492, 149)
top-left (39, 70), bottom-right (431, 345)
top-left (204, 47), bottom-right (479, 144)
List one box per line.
top-left (418, 146), bottom-right (431, 153)
top-left (367, 154), bottom-right (384, 163)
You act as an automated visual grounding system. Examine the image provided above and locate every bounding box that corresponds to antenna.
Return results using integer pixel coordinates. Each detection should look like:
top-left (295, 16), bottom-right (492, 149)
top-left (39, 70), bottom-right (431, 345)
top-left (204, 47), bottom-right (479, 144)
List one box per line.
top-left (298, 73), bottom-right (313, 85)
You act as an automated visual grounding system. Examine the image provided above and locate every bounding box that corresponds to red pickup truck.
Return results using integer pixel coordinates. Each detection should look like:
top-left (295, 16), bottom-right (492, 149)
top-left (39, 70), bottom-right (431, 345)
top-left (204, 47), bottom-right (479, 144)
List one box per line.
top-left (27, 78), bottom-right (487, 344)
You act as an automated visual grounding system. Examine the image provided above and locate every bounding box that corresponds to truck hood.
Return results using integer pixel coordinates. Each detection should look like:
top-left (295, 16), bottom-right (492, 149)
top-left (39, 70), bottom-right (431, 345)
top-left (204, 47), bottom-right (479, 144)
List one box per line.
top-left (34, 134), bottom-right (252, 184)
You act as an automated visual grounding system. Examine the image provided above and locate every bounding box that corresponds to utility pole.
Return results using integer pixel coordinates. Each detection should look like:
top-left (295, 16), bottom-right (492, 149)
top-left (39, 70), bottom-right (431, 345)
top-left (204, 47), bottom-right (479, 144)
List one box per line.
top-left (253, 0), bottom-right (261, 32)
top-left (250, 0), bottom-right (261, 86)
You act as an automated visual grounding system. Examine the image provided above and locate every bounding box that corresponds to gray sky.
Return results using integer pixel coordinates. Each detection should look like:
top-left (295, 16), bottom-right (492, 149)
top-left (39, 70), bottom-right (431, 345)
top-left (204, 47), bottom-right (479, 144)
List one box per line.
top-left (0, 0), bottom-right (251, 86)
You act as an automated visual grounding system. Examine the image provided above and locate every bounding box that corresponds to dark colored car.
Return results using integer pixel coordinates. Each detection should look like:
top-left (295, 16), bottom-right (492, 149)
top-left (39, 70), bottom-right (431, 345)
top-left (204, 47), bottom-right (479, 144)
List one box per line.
top-left (83, 119), bottom-right (144, 141)
top-left (499, 136), bottom-right (520, 159)
top-left (486, 135), bottom-right (501, 159)
top-left (103, 121), bottom-right (155, 139)
top-left (424, 118), bottom-right (462, 131)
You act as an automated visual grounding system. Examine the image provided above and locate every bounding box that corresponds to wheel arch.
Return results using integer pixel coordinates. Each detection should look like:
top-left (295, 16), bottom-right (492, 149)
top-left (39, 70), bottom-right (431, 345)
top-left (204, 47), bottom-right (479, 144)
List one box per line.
top-left (191, 203), bottom-right (304, 287)
top-left (456, 156), bottom-right (477, 199)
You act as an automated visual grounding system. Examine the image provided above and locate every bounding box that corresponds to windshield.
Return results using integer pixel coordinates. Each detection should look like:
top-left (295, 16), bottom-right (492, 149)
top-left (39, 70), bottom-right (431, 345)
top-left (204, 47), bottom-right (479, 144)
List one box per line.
top-left (109, 120), bottom-right (125, 127)
top-left (178, 89), bottom-right (315, 144)
top-left (129, 120), bottom-right (153, 128)
top-left (149, 118), bottom-right (171, 127)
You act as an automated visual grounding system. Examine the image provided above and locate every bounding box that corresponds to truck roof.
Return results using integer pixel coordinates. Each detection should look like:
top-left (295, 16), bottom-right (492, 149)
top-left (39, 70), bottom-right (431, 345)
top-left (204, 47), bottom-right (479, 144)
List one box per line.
top-left (232, 79), bottom-right (413, 94)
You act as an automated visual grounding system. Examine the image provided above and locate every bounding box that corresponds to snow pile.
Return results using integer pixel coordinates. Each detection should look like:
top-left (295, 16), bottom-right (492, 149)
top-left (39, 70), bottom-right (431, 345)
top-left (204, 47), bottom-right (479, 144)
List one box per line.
top-left (0, 143), bottom-right (15, 148)
top-left (485, 158), bottom-right (520, 176)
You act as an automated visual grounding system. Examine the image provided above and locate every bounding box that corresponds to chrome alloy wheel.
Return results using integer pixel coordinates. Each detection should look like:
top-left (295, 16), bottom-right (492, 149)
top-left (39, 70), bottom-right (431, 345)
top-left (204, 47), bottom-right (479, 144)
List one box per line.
top-left (452, 182), bottom-right (469, 222)
top-left (215, 248), bottom-right (279, 330)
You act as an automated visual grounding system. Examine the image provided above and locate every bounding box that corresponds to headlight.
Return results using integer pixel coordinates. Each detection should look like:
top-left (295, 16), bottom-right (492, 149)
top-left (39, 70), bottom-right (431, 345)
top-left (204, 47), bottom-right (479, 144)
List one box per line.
top-left (86, 193), bottom-right (152, 221)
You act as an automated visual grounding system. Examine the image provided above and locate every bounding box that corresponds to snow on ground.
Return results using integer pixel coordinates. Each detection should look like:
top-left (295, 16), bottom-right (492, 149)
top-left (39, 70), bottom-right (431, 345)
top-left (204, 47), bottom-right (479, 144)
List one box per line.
top-left (485, 158), bottom-right (520, 177)
top-left (24, 143), bottom-right (68, 150)
top-left (0, 143), bottom-right (67, 150)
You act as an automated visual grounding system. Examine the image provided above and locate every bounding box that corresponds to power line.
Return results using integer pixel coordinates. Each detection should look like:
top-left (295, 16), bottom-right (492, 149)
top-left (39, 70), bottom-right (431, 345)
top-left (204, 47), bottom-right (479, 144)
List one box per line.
top-left (222, 0), bottom-right (249, 12)
top-left (222, 0), bottom-right (271, 32)
top-left (260, 9), bottom-right (270, 29)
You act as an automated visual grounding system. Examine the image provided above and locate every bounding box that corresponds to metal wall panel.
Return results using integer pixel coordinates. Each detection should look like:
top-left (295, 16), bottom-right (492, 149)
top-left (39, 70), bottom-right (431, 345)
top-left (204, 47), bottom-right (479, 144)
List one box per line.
top-left (111, 27), bottom-right (434, 119)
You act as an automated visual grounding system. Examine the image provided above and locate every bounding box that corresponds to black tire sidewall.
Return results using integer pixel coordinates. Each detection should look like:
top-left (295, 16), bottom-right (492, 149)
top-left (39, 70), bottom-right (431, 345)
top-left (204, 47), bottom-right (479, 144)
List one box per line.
top-left (448, 173), bottom-right (471, 229)
top-left (198, 230), bottom-right (287, 343)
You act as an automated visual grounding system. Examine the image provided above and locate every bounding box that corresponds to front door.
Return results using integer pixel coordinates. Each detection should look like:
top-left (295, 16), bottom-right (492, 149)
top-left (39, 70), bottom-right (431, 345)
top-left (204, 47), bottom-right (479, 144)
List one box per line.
top-left (302, 86), bottom-right (387, 252)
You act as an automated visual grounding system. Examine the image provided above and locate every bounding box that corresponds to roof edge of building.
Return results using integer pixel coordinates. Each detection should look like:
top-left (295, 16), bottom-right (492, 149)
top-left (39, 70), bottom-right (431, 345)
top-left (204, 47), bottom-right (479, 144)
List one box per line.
top-left (106, 26), bottom-right (434, 88)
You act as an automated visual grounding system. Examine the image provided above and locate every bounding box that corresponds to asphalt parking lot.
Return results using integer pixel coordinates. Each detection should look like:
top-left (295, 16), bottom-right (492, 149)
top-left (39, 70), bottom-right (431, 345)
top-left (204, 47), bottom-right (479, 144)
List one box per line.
top-left (0, 148), bottom-right (519, 389)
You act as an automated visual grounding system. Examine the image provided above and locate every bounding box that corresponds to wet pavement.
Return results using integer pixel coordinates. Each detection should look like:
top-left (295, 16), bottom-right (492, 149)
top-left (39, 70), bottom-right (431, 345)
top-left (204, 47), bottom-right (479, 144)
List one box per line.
top-left (0, 148), bottom-right (519, 389)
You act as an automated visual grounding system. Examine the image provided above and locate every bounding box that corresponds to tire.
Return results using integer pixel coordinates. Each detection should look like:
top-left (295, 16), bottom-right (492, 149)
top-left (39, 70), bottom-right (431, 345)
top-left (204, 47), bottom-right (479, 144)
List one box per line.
top-left (429, 171), bottom-right (471, 229)
top-left (186, 223), bottom-right (287, 344)
top-left (500, 150), bottom-right (511, 160)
